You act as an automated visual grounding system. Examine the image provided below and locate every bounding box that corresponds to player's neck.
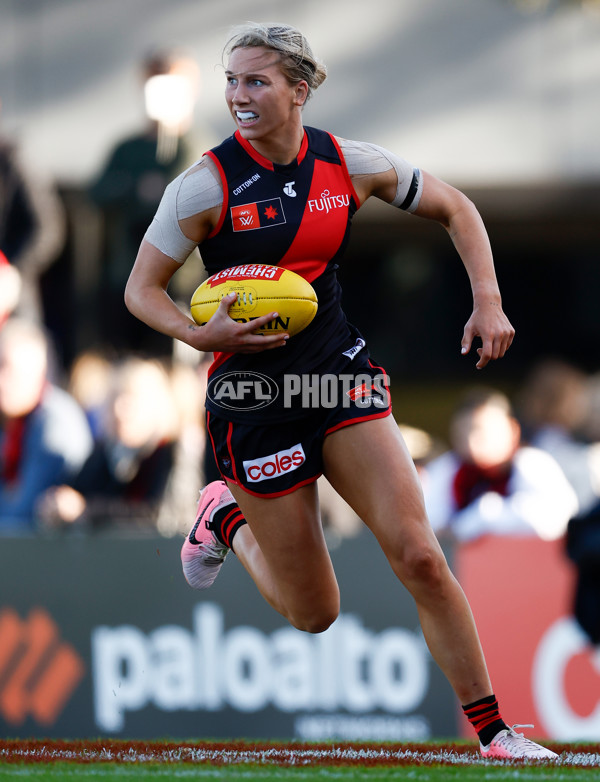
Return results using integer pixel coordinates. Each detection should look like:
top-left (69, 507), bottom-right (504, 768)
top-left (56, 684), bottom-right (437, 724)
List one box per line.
top-left (248, 124), bottom-right (305, 166)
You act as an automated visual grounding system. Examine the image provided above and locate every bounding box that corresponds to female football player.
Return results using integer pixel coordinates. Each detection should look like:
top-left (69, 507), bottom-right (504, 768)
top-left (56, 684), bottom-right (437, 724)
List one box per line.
top-left (125, 22), bottom-right (555, 760)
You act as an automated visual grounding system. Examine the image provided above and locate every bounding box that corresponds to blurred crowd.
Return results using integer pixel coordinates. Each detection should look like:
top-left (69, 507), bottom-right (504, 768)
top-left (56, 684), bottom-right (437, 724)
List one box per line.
top-left (0, 319), bottom-right (210, 536)
top-left (0, 49), bottom-right (210, 537)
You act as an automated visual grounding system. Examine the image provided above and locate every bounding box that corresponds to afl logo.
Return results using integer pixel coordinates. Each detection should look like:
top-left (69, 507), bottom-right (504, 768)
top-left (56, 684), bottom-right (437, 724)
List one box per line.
top-left (207, 371), bottom-right (279, 411)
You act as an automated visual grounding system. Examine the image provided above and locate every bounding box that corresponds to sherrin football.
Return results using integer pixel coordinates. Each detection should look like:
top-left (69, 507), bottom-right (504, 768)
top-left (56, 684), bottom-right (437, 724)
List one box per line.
top-left (190, 264), bottom-right (318, 337)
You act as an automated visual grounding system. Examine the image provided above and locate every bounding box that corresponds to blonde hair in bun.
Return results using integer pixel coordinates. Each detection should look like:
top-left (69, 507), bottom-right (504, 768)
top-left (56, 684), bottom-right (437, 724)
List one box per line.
top-left (223, 22), bottom-right (327, 100)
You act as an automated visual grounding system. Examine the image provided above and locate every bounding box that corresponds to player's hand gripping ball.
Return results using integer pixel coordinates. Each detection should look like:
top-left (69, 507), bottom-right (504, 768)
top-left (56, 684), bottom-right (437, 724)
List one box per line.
top-left (190, 264), bottom-right (318, 337)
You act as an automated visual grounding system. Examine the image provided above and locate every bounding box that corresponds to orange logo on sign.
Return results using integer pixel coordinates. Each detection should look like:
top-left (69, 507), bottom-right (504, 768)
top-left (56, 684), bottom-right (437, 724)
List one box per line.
top-left (0, 607), bottom-right (85, 725)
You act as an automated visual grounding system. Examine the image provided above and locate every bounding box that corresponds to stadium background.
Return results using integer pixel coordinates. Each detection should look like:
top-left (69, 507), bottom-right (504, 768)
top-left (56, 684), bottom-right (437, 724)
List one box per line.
top-left (1, 0), bottom-right (599, 743)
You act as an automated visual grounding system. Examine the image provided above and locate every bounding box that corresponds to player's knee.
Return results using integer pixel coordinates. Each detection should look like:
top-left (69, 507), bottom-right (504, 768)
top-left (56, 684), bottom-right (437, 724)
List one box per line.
top-left (295, 611), bottom-right (338, 634)
top-left (396, 541), bottom-right (448, 593)
top-left (289, 601), bottom-right (339, 634)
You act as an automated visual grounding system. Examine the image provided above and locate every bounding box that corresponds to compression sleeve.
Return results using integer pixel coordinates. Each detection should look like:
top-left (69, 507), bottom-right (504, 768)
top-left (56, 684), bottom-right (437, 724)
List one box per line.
top-left (143, 162), bottom-right (223, 263)
top-left (337, 138), bottom-right (423, 213)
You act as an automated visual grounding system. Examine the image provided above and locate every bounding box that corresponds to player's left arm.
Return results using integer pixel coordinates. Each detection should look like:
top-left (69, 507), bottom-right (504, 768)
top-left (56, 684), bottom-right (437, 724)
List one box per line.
top-left (410, 171), bottom-right (514, 369)
top-left (355, 162), bottom-right (514, 369)
top-left (339, 137), bottom-right (514, 368)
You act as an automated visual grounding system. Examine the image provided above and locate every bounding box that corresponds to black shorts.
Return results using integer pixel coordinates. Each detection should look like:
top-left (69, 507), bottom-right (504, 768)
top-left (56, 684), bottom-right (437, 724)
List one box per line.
top-left (206, 363), bottom-right (392, 497)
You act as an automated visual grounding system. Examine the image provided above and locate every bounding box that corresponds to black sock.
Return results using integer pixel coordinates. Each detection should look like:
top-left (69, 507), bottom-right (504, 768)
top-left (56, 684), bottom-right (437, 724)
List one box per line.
top-left (462, 694), bottom-right (508, 747)
top-left (208, 504), bottom-right (247, 552)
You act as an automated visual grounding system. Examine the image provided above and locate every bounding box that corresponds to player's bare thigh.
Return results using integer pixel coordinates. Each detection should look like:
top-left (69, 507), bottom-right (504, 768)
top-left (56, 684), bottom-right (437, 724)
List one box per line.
top-left (227, 481), bottom-right (340, 630)
top-left (322, 416), bottom-right (443, 574)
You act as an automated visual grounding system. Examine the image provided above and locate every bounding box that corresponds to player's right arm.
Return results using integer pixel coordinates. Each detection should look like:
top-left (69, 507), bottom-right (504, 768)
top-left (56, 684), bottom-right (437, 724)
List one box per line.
top-left (124, 160), bottom-right (287, 354)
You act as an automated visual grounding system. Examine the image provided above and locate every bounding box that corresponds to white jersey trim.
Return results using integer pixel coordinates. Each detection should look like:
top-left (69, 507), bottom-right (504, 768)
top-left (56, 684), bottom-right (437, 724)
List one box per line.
top-left (337, 137), bottom-right (422, 213)
top-left (143, 161), bottom-right (223, 263)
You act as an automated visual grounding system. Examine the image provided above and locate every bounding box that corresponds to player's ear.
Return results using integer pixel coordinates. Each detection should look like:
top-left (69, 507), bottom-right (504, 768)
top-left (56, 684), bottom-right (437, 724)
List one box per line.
top-left (293, 81), bottom-right (308, 107)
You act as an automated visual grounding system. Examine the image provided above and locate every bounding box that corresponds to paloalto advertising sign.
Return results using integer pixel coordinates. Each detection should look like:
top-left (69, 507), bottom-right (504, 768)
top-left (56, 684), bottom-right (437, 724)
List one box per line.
top-left (91, 602), bottom-right (433, 739)
top-left (0, 534), bottom-right (455, 740)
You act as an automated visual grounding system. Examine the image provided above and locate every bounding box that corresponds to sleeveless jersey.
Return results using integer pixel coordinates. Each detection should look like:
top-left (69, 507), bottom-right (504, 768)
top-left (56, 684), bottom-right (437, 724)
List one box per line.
top-left (201, 126), bottom-right (369, 423)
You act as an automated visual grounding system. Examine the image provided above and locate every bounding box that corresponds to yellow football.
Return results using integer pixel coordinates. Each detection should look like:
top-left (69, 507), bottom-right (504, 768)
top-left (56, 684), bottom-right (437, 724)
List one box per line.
top-left (190, 264), bottom-right (318, 337)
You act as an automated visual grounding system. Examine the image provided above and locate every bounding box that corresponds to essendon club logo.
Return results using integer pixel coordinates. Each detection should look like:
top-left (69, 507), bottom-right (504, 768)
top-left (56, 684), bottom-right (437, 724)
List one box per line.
top-left (231, 198), bottom-right (286, 232)
top-left (0, 607), bottom-right (85, 725)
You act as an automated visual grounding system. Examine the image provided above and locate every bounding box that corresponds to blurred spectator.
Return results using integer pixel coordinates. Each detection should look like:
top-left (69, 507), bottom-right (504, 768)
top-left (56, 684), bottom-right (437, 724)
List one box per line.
top-left (583, 371), bottom-right (600, 443)
top-left (156, 358), bottom-right (207, 537)
top-left (88, 50), bottom-right (201, 357)
top-left (0, 98), bottom-right (65, 321)
top-left (516, 358), bottom-right (600, 515)
top-left (566, 499), bottom-right (600, 645)
top-left (0, 318), bottom-right (93, 532)
top-left (561, 371), bottom-right (600, 646)
top-left (0, 250), bottom-right (21, 327)
top-left (399, 422), bottom-right (444, 475)
top-left (39, 356), bottom-right (178, 530)
top-left (422, 387), bottom-right (578, 542)
top-left (67, 348), bottom-right (115, 441)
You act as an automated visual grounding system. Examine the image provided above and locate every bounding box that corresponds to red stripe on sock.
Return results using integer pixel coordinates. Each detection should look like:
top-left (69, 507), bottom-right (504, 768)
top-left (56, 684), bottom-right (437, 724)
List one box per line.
top-left (221, 510), bottom-right (246, 548)
top-left (464, 703), bottom-right (497, 717)
top-left (475, 713), bottom-right (502, 731)
top-left (221, 507), bottom-right (242, 526)
top-left (462, 695), bottom-right (507, 746)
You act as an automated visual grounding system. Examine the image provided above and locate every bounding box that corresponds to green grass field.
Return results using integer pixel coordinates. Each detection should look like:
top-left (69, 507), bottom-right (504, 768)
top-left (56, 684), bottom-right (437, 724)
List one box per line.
top-left (1, 764), bottom-right (600, 781)
top-left (1, 739), bottom-right (599, 782)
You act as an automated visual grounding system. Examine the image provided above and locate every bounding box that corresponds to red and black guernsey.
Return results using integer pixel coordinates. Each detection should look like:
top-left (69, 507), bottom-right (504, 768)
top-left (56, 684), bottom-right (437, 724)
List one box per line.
top-left (200, 126), bottom-right (370, 423)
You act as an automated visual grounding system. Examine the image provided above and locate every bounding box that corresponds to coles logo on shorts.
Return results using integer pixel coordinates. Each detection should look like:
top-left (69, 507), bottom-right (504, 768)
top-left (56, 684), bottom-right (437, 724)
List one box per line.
top-left (243, 443), bottom-right (305, 484)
